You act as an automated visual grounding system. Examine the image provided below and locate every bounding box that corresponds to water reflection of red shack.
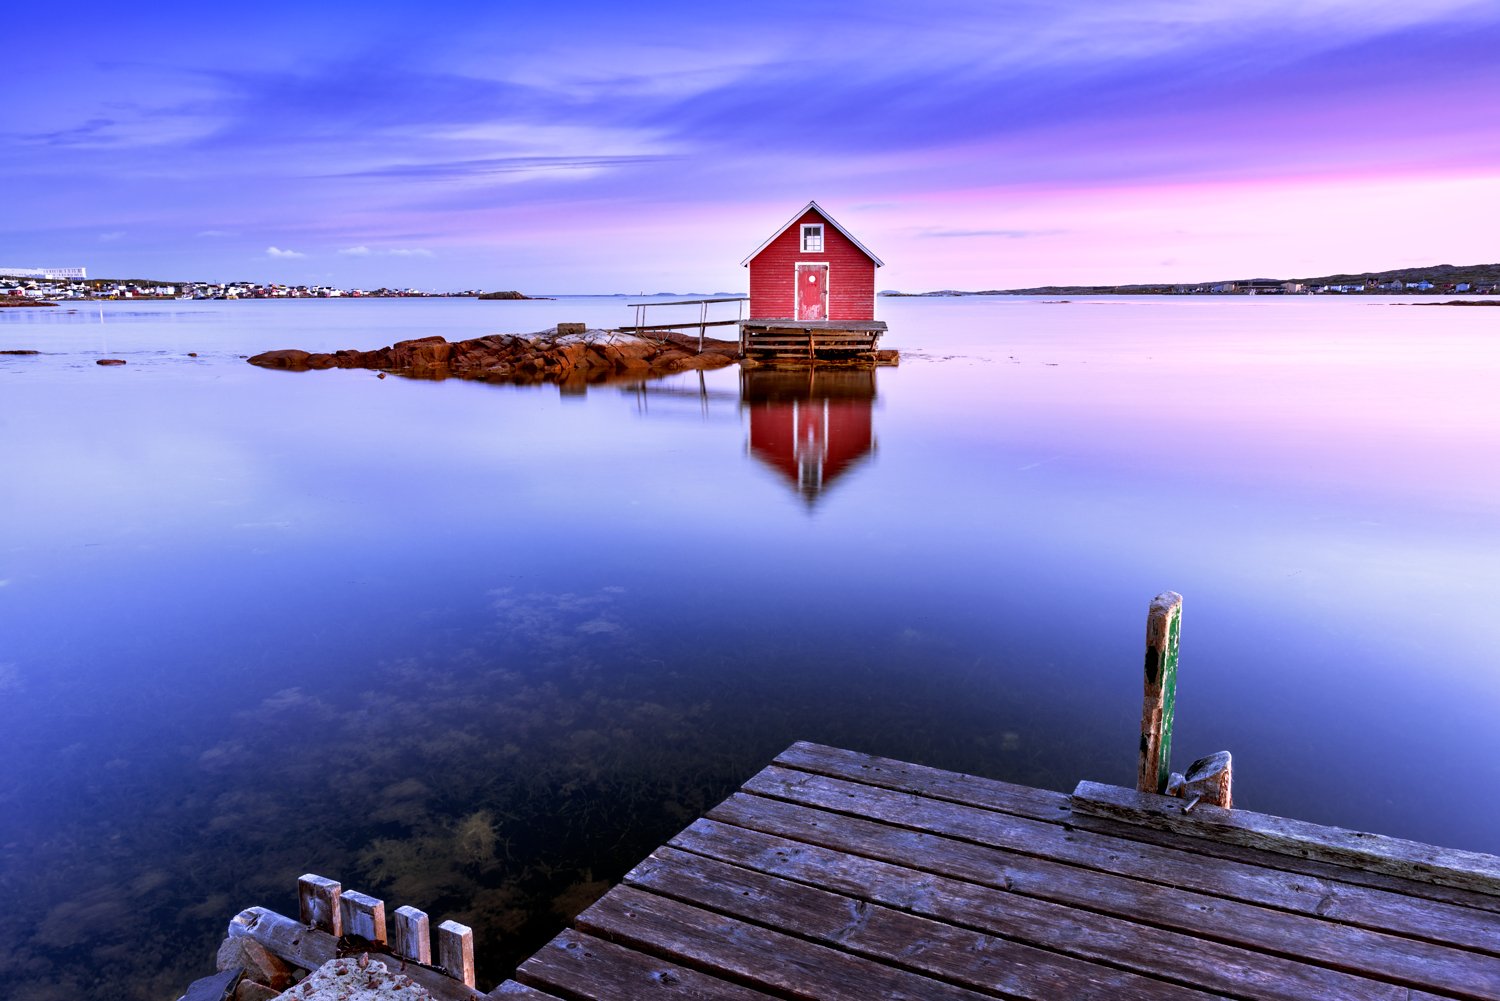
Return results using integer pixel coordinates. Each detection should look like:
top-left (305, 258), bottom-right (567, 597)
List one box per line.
top-left (743, 368), bottom-right (877, 504)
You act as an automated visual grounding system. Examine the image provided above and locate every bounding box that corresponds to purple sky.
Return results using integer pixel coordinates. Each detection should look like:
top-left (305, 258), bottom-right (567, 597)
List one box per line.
top-left (6, 1), bottom-right (1498, 292)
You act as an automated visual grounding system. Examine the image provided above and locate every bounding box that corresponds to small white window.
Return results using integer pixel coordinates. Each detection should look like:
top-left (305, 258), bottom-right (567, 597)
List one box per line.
top-left (801, 224), bottom-right (824, 253)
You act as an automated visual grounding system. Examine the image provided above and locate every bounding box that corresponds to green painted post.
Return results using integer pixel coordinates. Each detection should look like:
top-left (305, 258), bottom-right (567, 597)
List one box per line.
top-left (1138, 591), bottom-right (1182, 795)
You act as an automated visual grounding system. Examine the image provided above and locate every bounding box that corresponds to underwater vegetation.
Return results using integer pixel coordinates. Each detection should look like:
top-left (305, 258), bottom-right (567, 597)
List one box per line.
top-left (0, 583), bottom-right (1079, 1000)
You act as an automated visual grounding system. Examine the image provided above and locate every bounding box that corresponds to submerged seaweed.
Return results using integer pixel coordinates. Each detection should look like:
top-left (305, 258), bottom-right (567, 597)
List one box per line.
top-left (0, 582), bottom-right (1075, 999)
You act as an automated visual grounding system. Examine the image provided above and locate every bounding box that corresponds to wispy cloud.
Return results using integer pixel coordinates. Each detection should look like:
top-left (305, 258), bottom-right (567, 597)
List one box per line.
top-left (5, 1), bottom-right (1498, 289)
top-left (328, 155), bottom-right (672, 181)
top-left (98, 231), bottom-right (126, 242)
top-left (338, 246), bottom-right (433, 257)
top-left (919, 228), bottom-right (1065, 240)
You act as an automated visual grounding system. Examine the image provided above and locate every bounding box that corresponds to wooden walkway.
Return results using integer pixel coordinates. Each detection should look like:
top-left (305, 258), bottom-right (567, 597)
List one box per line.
top-left (496, 741), bottom-right (1500, 1001)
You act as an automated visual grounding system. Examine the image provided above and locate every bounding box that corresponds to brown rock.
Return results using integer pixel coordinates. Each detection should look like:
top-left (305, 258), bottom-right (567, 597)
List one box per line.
top-left (388, 336), bottom-right (452, 373)
top-left (234, 982), bottom-right (280, 1001)
top-left (556, 322), bottom-right (587, 335)
top-left (244, 329), bottom-right (746, 386)
top-left (218, 935), bottom-right (293, 989)
top-left (678, 352), bottom-right (735, 371)
top-left (0, 349), bottom-right (40, 355)
top-left (96, 358), bottom-right (127, 365)
top-left (248, 350), bottom-right (312, 370)
top-left (613, 339), bottom-right (654, 360)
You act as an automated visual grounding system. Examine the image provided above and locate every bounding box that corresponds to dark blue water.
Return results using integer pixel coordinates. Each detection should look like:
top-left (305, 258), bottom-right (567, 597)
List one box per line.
top-left (2, 296), bottom-right (1497, 998)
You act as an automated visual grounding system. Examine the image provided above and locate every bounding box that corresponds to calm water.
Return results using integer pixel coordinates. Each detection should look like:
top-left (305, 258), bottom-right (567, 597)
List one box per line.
top-left (2, 296), bottom-right (1497, 998)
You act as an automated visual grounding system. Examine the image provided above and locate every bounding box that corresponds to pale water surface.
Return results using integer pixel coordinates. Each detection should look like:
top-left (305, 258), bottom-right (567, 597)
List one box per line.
top-left (1, 296), bottom-right (1497, 998)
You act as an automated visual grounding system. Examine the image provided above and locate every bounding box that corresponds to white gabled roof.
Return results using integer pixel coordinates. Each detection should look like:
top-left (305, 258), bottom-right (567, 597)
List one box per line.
top-left (739, 200), bottom-right (885, 268)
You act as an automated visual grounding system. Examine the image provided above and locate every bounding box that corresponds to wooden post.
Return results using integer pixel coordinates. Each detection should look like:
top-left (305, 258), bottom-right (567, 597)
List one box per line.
top-left (298, 874), bottom-right (342, 936)
top-left (1138, 591), bottom-right (1182, 795)
top-left (437, 920), bottom-right (476, 988)
top-left (392, 905), bottom-right (432, 965)
top-left (339, 890), bottom-right (387, 946)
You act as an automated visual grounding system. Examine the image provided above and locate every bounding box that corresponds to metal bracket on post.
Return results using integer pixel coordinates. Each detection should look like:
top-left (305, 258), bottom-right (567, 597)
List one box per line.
top-left (1138, 591), bottom-right (1182, 795)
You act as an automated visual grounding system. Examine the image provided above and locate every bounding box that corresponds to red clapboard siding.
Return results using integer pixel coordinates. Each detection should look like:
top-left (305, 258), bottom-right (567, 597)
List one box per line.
top-left (748, 208), bottom-right (877, 321)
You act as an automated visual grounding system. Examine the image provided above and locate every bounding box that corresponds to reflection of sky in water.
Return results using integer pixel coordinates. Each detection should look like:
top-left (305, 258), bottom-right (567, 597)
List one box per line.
top-left (1, 296), bottom-right (1498, 998)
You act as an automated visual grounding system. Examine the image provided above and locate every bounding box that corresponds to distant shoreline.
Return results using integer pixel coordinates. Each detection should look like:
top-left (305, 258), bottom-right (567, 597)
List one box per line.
top-left (881, 288), bottom-right (1499, 298)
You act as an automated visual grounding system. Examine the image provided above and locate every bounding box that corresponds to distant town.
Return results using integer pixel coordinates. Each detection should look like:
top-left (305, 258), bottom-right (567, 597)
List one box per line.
top-left (0, 267), bottom-right (481, 302)
top-left (6, 262), bottom-right (1500, 304)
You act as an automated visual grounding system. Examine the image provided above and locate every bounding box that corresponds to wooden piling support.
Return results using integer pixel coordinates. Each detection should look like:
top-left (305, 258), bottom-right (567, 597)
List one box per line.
top-left (339, 890), bottom-right (387, 946)
top-left (297, 874), bottom-right (342, 936)
top-left (229, 906), bottom-right (485, 1000)
top-left (1138, 591), bottom-right (1182, 795)
top-left (437, 919), bottom-right (476, 988)
top-left (392, 905), bottom-right (432, 965)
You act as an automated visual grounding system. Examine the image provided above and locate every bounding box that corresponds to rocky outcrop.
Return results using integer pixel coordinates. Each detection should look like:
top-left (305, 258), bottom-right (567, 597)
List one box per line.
top-left (276, 956), bottom-right (431, 999)
top-left (218, 937), bottom-right (294, 995)
top-left (248, 329), bottom-right (740, 386)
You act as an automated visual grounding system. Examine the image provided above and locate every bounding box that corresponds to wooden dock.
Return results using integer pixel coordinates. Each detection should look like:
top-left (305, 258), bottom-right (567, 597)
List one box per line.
top-left (497, 741), bottom-right (1500, 1000)
top-left (219, 595), bottom-right (1499, 1001)
top-left (739, 319), bottom-right (888, 360)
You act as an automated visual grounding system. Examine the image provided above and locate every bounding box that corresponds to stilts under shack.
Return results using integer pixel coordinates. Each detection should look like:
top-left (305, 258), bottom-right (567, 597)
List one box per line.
top-left (739, 318), bottom-right (890, 361)
top-left (214, 594), bottom-right (1500, 1001)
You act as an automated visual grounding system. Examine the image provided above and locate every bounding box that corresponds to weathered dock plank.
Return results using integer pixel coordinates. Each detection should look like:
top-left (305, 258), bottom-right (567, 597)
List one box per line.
top-left (775, 747), bottom-right (1498, 954)
top-left (1067, 808), bottom-right (1500, 916)
top-left (783, 740), bottom-right (1500, 916)
top-left (1074, 779), bottom-right (1500, 896)
top-left (629, 844), bottom-right (1218, 1000)
top-left (493, 742), bottom-right (1500, 1001)
top-left (774, 740), bottom-right (1073, 820)
top-left (579, 884), bottom-right (997, 1000)
top-left (486, 983), bottom-right (565, 1000)
top-left (746, 764), bottom-right (1500, 957)
top-left (513, 929), bottom-right (776, 1000)
top-left (709, 791), bottom-right (1500, 998)
top-left (669, 818), bottom-right (1430, 1001)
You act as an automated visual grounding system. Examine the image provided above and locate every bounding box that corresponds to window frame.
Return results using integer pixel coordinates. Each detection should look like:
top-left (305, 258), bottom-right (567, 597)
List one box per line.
top-left (800, 223), bottom-right (825, 253)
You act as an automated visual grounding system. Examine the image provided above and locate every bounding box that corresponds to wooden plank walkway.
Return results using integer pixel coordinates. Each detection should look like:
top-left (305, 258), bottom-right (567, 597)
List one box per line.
top-left (498, 741), bottom-right (1500, 1001)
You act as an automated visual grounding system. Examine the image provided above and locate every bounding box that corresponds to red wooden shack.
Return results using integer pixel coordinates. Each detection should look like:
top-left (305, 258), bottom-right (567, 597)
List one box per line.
top-left (739, 201), bottom-right (888, 358)
top-left (742, 200), bottom-right (884, 321)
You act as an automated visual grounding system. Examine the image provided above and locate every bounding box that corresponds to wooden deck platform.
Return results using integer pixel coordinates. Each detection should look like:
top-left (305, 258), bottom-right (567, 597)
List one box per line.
top-left (740, 319), bottom-right (887, 360)
top-left (497, 741), bottom-right (1500, 1000)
